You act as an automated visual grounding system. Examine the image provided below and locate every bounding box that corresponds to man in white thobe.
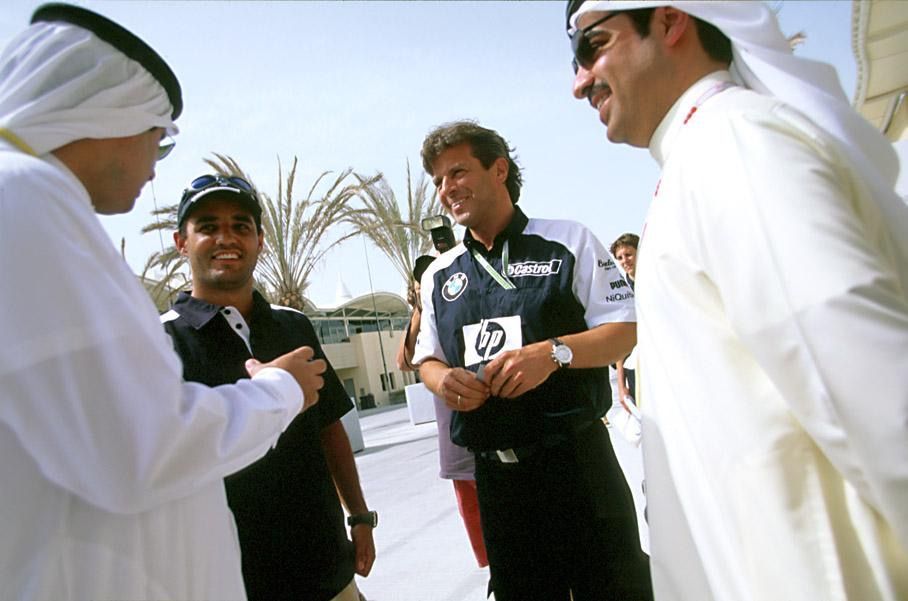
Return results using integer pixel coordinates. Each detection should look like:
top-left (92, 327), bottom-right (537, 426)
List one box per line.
top-left (566, 1), bottom-right (908, 599)
top-left (0, 4), bottom-right (326, 600)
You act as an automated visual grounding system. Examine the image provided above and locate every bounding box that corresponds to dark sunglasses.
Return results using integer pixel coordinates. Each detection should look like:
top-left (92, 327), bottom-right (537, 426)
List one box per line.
top-left (570, 11), bottom-right (621, 73)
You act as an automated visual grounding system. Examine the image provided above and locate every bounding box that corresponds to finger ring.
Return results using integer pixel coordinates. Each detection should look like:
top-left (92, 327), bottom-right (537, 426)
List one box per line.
top-left (457, 394), bottom-right (462, 409)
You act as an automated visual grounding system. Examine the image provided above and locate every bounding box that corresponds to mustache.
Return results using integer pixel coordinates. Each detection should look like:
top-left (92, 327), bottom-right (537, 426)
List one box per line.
top-left (585, 82), bottom-right (611, 104)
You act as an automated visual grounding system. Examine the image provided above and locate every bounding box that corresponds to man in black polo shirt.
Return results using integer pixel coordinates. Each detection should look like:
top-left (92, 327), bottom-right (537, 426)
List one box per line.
top-left (412, 121), bottom-right (652, 601)
top-left (161, 174), bottom-right (376, 601)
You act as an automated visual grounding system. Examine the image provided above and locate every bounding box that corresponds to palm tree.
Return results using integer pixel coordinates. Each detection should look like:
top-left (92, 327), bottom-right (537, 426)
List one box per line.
top-left (206, 153), bottom-right (373, 310)
top-left (140, 201), bottom-right (188, 308)
top-left (345, 161), bottom-right (443, 305)
top-left (140, 154), bottom-right (371, 311)
top-left (140, 247), bottom-right (190, 309)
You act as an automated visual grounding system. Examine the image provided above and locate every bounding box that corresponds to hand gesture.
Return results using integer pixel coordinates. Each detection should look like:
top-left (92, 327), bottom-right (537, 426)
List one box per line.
top-left (439, 367), bottom-right (490, 412)
top-left (482, 341), bottom-right (557, 399)
top-left (246, 346), bottom-right (326, 412)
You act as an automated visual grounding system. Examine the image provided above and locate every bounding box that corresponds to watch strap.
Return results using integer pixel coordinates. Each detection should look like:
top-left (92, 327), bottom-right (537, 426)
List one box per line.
top-left (347, 510), bottom-right (378, 528)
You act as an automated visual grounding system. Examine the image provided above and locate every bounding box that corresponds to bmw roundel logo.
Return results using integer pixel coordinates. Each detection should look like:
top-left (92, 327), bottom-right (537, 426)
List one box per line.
top-left (442, 272), bottom-right (468, 302)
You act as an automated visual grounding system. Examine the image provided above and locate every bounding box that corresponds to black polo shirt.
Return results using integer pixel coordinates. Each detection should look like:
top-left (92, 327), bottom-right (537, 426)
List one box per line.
top-left (413, 208), bottom-right (636, 451)
top-left (161, 291), bottom-right (354, 601)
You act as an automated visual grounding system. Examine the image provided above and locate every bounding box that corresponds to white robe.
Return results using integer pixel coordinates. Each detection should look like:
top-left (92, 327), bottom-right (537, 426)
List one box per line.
top-left (637, 72), bottom-right (908, 601)
top-left (0, 145), bottom-right (303, 600)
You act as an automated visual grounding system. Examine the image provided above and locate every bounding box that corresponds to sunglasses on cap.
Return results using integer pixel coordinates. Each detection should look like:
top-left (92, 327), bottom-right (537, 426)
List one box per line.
top-left (178, 174), bottom-right (260, 228)
top-left (182, 174), bottom-right (255, 199)
top-left (570, 11), bottom-right (621, 74)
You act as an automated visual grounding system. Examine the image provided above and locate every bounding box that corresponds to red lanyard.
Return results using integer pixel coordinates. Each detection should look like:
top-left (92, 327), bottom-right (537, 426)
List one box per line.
top-left (643, 81), bottom-right (737, 242)
top-left (653, 81), bottom-right (737, 200)
top-left (682, 81), bottom-right (737, 125)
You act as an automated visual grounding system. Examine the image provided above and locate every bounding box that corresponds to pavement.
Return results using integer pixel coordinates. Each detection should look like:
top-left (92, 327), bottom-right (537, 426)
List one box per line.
top-left (350, 405), bottom-right (649, 601)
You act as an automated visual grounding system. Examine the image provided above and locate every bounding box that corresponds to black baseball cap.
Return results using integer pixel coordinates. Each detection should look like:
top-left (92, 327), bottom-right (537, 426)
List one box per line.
top-left (413, 255), bottom-right (436, 282)
top-left (177, 175), bottom-right (262, 230)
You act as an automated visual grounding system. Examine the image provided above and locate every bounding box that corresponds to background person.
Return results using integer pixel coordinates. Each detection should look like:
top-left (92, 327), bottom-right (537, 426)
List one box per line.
top-left (610, 232), bottom-right (639, 404)
top-left (566, 2), bottom-right (908, 599)
top-left (414, 120), bottom-right (652, 601)
top-left (0, 5), bottom-right (325, 599)
top-left (163, 175), bottom-right (376, 601)
top-left (611, 232), bottom-right (638, 289)
top-left (397, 254), bottom-right (489, 570)
top-left (397, 255), bottom-right (438, 372)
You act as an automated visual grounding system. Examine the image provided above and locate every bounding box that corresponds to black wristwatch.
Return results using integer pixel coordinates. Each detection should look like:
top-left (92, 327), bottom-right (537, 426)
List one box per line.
top-left (347, 510), bottom-right (378, 528)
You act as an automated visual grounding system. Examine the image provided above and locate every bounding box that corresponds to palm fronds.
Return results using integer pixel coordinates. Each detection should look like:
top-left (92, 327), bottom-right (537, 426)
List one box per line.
top-left (205, 154), bottom-right (371, 310)
top-left (344, 161), bottom-right (442, 302)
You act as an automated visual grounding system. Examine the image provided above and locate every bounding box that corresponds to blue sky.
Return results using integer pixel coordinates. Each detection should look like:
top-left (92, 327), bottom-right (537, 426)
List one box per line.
top-left (1, 1), bottom-right (857, 307)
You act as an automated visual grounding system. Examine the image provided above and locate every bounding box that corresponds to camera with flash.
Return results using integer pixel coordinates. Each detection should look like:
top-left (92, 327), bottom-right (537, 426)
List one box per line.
top-left (421, 215), bottom-right (456, 253)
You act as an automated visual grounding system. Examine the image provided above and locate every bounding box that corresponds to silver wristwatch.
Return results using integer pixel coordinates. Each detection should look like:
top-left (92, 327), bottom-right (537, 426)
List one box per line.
top-left (549, 338), bottom-right (573, 369)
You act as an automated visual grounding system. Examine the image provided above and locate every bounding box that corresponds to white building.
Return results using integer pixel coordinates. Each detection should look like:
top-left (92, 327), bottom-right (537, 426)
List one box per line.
top-left (303, 291), bottom-right (414, 410)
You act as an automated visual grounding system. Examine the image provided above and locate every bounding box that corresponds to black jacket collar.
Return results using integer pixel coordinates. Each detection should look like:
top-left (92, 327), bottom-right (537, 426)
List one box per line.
top-left (171, 289), bottom-right (272, 329)
top-left (462, 206), bottom-right (529, 253)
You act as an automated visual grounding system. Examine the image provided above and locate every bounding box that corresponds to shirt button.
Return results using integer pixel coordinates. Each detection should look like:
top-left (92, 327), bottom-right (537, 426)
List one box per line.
top-left (235, 324), bottom-right (243, 330)
top-left (223, 309), bottom-right (231, 315)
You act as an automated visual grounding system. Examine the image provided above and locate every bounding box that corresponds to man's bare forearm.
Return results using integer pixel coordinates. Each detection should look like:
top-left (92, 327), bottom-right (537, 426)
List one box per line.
top-left (321, 420), bottom-right (368, 514)
top-left (557, 322), bottom-right (636, 369)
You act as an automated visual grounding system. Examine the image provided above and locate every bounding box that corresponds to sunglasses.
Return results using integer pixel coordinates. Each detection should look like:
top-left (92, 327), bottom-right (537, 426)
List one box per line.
top-left (188, 174), bottom-right (254, 192)
top-left (158, 136), bottom-right (175, 160)
top-left (570, 12), bottom-right (621, 73)
top-left (181, 174), bottom-right (255, 203)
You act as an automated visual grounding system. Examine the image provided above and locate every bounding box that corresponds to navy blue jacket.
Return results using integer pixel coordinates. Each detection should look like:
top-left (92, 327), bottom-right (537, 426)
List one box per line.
top-left (413, 208), bottom-right (635, 451)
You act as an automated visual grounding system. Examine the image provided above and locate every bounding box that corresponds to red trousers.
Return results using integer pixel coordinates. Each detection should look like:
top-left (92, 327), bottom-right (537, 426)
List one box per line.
top-left (453, 479), bottom-right (488, 567)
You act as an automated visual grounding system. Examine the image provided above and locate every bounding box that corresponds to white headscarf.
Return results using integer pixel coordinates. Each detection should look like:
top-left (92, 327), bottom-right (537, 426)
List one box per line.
top-left (0, 21), bottom-right (178, 156)
top-left (570, 0), bottom-right (908, 282)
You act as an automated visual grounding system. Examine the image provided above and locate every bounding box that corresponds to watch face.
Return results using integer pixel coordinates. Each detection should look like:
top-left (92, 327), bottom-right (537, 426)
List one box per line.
top-left (554, 345), bottom-right (572, 365)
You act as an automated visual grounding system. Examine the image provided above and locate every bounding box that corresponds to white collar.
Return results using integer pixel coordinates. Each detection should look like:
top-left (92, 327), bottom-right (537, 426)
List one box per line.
top-left (649, 70), bottom-right (733, 167)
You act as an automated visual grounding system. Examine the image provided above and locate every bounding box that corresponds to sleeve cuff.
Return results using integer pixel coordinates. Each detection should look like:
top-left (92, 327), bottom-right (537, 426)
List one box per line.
top-left (250, 366), bottom-right (304, 418)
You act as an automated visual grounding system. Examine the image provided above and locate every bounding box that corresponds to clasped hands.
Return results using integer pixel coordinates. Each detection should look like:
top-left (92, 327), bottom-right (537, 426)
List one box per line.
top-left (440, 340), bottom-right (558, 412)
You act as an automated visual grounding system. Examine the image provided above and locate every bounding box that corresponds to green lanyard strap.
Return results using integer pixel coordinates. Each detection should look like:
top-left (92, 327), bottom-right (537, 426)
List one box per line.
top-left (470, 239), bottom-right (516, 290)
